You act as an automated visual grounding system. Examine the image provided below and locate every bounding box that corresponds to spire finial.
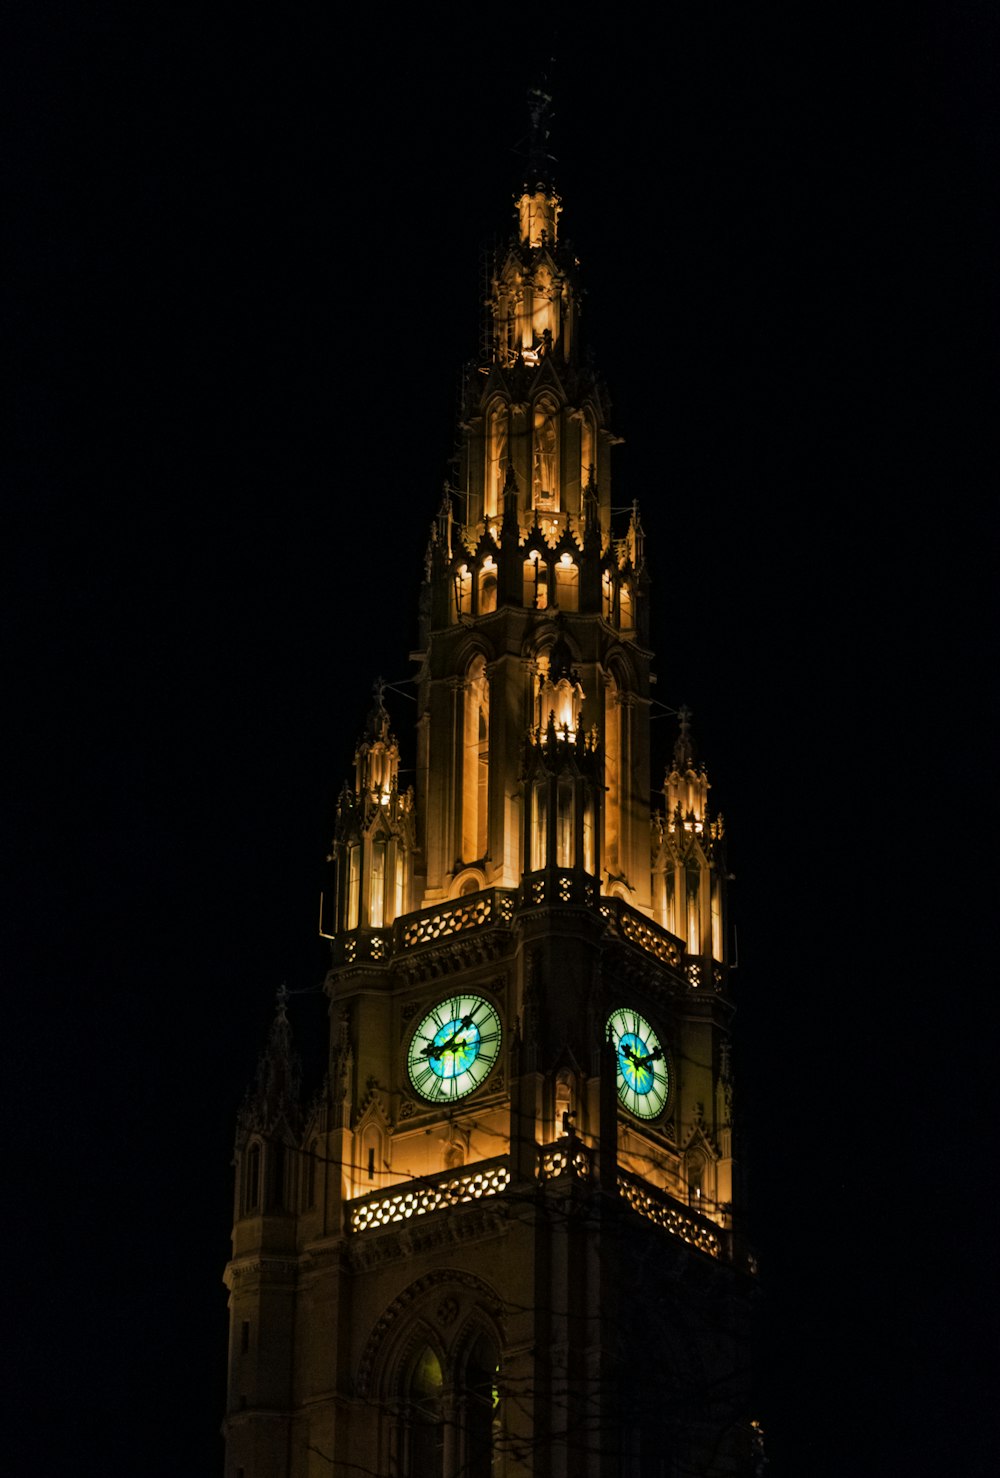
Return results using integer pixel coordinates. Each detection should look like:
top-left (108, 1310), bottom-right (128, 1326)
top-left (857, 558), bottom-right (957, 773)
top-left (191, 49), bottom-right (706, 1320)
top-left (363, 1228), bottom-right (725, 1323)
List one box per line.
top-left (525, 79), bottom-right (556, 188)
top-left (674, 704), bottom-right (695, 771)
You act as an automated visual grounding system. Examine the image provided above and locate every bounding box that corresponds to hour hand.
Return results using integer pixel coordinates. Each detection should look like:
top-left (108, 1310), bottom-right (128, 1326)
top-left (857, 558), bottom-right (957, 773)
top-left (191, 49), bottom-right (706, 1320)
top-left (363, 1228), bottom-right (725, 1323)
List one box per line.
top-left (423, 1014), bottom-right (474, 1060)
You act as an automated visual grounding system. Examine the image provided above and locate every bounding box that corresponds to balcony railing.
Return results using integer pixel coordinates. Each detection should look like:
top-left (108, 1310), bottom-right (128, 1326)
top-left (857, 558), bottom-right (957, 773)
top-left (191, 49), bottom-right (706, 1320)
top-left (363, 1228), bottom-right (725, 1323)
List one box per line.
top-left (347, 1156), bottom-right (512, 1234)
top-left (398, 889), bottom-right (516, 950)
top-left (330, 881), bottom-right (719, 993)
top-left (617, 1168), bottom-right (723, 1258)
top-left (346, 1148), bottom-right (726, 1263)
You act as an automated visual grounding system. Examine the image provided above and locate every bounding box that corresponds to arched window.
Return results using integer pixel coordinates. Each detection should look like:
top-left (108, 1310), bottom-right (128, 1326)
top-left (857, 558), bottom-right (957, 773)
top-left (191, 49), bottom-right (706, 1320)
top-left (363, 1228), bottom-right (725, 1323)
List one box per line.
top-left (619, 580), bottom-right (634, 630)
top-left (557, 776), bottom-right (575, 869)
top-left (243, 1143), bottom-right (261, 1215)
top-left (462, 656), bottom-right (489, 863)
top-left (347, 845), bottom-right (361, 930)
top-left (369, 839), bottom-right (386, 928)
top-left (394, 848), bottom-right (406, 921)
top-left (361, 1123), bottom-right (383, 1190)
top-left (531, 776), bottom-right (548, 871)
top-left (580, 409), bottom-right (595, 490)
top-left (711, 876), bottom-right (722, 962)
top-left (532, 398), bottom-right (559, 510)
top-left (523, 551), bottom-right (548, 609)
top-left (554, 553), bottom-right (578, 611)
top-left (602, 568), bottom-right (614, 621)
top-left (452, 564), bottom-right (472, 621)
top-left (461, 1331), bottom-right (500, 1478)
top-left (404, 1345), bottom-right (444, 1478)
top-left (486, 403), bottom-right (508, 518)
top-left (478, 558), bottom-right (498, 614)
top-left (583, 792), bottom-right (596, 875)
top-left (686, 862), bottom-right (701, 955)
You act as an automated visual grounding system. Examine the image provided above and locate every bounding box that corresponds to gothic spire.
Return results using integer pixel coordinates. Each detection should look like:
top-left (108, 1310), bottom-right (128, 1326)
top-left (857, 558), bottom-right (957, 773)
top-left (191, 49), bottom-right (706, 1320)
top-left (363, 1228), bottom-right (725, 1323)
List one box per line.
top-left (673, 704), bottom-right (696, 772)
top-left (244, 984), bottom-right (302, 1132)
top-left (524, 81), bottom-right (556, 191)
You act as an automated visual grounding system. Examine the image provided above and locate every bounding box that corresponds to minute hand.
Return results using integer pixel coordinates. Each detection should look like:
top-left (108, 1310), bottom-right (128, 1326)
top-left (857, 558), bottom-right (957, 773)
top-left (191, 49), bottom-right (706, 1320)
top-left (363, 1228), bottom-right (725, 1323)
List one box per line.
top-left (424, 1014), bottom-right (474, 1060)
top-left (625, 1044), bottom-right (663, 1072)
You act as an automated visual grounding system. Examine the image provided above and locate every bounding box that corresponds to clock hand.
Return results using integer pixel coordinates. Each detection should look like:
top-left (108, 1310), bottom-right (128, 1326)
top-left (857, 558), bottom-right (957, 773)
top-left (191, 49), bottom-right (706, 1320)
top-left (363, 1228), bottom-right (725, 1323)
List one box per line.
top-left (633, 1046), bottom-right (663, 1071)
top-left (423, 1014), bottom-right (475, 1060)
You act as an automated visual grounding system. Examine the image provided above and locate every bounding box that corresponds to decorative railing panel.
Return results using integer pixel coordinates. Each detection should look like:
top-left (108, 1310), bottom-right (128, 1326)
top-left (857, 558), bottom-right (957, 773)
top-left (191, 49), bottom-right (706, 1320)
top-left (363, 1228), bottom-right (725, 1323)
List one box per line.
top-left (537, 1138), bottom-right (594, 1182)
top-left (348, 1156), bottom-right (511, 1234)
top-left (398, 889), bottom-right (516, 951)
top-left (617, 1171), bottom-right (722, 1258)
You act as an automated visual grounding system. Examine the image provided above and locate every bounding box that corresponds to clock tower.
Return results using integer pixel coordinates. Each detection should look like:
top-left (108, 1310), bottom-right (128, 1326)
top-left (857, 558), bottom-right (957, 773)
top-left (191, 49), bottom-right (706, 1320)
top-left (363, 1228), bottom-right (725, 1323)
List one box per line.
top-left (223, 98), bottom-right (755, 1478)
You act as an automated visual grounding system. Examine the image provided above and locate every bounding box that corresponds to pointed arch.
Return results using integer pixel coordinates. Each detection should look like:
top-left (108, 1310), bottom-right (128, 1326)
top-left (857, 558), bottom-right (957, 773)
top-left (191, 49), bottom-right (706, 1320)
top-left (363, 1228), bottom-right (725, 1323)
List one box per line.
top-left (357, 1271), bottom-right (506, 1478)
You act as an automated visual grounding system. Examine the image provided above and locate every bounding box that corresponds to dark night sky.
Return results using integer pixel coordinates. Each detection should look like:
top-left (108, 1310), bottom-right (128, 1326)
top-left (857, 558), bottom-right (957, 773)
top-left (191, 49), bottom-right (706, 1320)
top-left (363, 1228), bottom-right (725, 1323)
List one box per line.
top-left (5, 7), bottom-right (996, 1475)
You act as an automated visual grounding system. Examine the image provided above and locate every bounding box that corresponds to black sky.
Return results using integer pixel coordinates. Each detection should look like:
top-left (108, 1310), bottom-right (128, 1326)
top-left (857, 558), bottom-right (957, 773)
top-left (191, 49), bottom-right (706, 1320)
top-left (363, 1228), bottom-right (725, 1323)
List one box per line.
top-left (5, 7), bottom-right (996, 1475)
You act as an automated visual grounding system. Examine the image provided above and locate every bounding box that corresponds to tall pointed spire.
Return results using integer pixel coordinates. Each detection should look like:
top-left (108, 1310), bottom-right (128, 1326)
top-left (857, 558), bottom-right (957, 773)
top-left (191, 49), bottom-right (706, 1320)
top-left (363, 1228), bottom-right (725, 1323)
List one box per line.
top-left (517, 82), bottom-right (561, 249)
top-left (242, 984), bottom-right (302, 1132)
top-left (524, 80), bottom-right (556, 190)
top-left (673, 703), bottom-right (696, 772)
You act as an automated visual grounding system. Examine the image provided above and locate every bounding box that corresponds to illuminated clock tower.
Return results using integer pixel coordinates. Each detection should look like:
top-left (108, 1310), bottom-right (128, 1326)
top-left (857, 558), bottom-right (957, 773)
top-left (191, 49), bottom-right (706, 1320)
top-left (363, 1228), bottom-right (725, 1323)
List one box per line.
top-left (223, 97), bottom-right (755, 1478)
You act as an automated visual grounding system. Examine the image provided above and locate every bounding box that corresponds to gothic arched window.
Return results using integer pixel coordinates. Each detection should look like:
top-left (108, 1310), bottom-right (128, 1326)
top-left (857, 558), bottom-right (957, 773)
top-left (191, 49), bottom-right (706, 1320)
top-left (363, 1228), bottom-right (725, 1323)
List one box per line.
top-left (347, 844), bottom-right (361, 930)
top-left (619, 579), bottom-right (634, 631)
top-left (243, 1142), bottom-right (261, 1215)
top-left (554, 553), bottom-right (578, 611)
top-left (403, 1344), bottom-right (444, 1478)
top-left (462, 655), bottom-right (490, 864)
top-left (557, 775), bottom-right (575, 869)
top-left (486, 402), bottom-right (508, 519)
top-left (532, 397), bottom-right (559, 510)
top-left (459, 1330), bottom-right (500, 1478)
top-left (580, 408), bottom-right (595, 492)
top-left (478, 558), bottom-right (498, 614)
top-left (531, 775), bottom-right (549, 872)
top-left (523, 550), bottom-right (548, 609)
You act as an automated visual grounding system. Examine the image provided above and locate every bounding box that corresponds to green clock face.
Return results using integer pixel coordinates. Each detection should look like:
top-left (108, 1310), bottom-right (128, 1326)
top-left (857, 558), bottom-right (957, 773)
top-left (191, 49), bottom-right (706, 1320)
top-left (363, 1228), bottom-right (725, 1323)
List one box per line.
top-left (407, 994), bottom-right (502, 1104)
top-left (607, 1007), bottom-right (669, 1120)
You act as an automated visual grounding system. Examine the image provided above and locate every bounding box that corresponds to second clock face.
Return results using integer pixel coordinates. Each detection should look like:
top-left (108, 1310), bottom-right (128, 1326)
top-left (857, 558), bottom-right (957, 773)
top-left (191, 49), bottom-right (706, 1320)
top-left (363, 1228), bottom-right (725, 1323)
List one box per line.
top-left (407, 994), bottom-right (502, 1104)
top-left (607, 1007), bottom-right (670, 1120)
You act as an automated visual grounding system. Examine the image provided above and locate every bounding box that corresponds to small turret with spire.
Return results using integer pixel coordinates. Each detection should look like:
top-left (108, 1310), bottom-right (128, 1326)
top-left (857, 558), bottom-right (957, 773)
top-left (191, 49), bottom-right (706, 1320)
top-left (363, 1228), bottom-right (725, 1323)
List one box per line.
top-left (655, 707), bottom-right (727, 965)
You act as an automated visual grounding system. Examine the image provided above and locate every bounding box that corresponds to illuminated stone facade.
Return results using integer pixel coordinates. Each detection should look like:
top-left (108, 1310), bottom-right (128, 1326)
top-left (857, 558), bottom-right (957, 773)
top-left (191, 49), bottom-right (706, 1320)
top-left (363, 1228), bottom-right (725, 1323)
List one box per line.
top-left (224, 127), bottom-right (754, 1477)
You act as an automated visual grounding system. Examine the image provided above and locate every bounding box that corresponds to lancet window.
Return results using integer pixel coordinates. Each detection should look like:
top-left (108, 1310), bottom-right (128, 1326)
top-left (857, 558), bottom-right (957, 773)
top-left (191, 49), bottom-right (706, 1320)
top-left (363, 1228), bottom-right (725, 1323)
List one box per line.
top-left (462, 656), bottom-right (490, 863)
top-left (402, 1345), bottom-right (445, 1478)
top-left (347, 844), bottom-right (361, 930)
top-left (531, 776), bottom-right (548, 871)
top-left (580, 409), bottom-right (595, 490)
top-left (243, 1142), bottom-right (261, 1215)
top-left (523, 550), bottom-right (548, 609)
top-left (532, 397), bottom-right (559, 510)
top-left (452, 564), bottom-right (472, 621)
top-left (554, 553), bottom-right (579, 611)
top-left (486, 402), bottom-right (508, 519)
top-left (394, 1330), bottom-right (500, 1478)
top-left (478, 558), bottom-right (498, 614)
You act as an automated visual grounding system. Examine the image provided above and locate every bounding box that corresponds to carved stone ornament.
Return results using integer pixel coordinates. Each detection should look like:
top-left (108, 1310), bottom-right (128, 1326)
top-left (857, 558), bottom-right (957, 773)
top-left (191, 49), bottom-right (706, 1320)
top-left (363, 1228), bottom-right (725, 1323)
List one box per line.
top-left (355, 1267), bottom-right (504, 1397)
